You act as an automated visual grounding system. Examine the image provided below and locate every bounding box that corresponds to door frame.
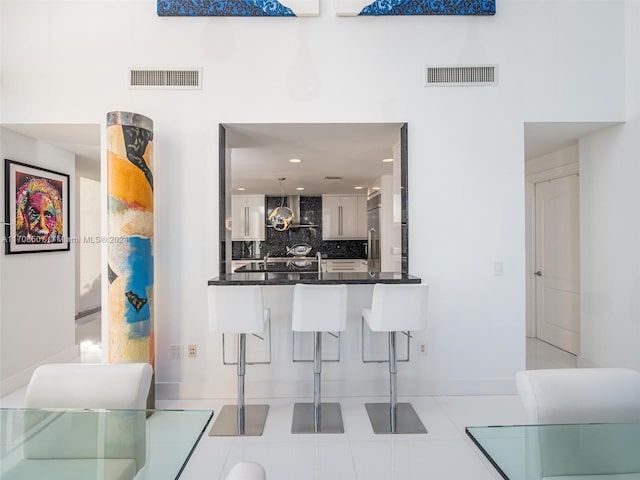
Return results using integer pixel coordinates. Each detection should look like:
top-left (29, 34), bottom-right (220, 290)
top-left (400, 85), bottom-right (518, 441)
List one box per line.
top-left (525, 162), bottom-right (579, 338)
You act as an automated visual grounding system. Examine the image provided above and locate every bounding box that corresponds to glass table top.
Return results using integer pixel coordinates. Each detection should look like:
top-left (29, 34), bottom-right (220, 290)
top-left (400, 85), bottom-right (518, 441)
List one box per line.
top-left (0, 408), bottom-right (213, 480)
top-left (466, 423), bottom-right (640, 480)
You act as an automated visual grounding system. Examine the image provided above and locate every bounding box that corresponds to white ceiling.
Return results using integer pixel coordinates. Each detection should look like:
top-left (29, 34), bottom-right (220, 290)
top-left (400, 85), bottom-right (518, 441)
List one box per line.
top-left (1, 123), bottom-right (101, 165)
top-left (225, 123), bottom-right (402, 195)
top-left (1, 121), bottom-right (623, 189)
top-left (524, 122), bottom-right (619, 160)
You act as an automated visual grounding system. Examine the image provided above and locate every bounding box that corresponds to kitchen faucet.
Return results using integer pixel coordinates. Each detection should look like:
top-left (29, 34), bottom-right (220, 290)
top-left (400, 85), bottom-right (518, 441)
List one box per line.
top-left (316, 251), bottom-right (322, 275)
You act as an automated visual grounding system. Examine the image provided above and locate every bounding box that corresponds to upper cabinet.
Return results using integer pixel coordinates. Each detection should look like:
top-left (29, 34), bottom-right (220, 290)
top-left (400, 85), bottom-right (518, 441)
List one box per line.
top-left (232, 195), bottom-right (265, 241)
top-left (322, 194), bottom-right (367, 240)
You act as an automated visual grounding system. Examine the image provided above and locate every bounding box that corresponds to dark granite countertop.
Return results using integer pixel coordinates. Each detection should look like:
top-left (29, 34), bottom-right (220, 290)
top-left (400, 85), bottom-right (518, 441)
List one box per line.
top-left (208, 271), bottom-right (421, 285)
top-left (232, 254), bottom-right (366, 261)
top-left (235, 261), bottom-right (321, 273)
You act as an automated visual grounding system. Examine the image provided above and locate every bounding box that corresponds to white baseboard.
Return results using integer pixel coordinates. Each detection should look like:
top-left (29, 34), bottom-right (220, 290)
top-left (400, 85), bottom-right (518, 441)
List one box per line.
top-left (0, 346), bottom-right (80, 397)
top-left (155, 376), bottom-right (517, 400)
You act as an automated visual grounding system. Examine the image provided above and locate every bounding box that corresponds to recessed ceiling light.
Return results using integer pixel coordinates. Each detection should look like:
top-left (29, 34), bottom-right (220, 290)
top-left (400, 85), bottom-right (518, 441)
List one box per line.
top-left (296, 187), bottom-right (304, 191)
top-left (382, 158), bottom-right (394, 163)
top-left (237, 187), bottom-right (246, 191)
top-left (372, 186), bottom-right (381, 190)
top-left (354, 186), bottom-right (364, 190)
top-left (289, 158), bottom-right (302, 164)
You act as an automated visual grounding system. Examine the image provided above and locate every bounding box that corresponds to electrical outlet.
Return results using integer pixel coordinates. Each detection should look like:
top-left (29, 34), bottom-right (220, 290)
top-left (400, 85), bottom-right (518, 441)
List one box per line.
top-left (418, 342), bottom-right (427, 356)
top-left (170, 344), bottom-right (184, 360)
top-left (493, 260), bottom-right (504, 276)
top-left (187, 344), bottom-right (197, 358)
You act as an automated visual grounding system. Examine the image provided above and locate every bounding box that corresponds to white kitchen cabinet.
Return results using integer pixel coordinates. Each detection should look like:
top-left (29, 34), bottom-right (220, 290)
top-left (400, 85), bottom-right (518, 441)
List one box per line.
top-left (325, 259), bottom-right (367, 273)
top-left (231, 195), bottom-right (265, 241)
top-left (322, 195), bottom-right (366, 240)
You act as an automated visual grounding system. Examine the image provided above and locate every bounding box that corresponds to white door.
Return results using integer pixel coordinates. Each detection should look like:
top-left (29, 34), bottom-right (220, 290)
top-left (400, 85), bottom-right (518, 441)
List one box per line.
top-left (535, 174), bottom-right (580, 354)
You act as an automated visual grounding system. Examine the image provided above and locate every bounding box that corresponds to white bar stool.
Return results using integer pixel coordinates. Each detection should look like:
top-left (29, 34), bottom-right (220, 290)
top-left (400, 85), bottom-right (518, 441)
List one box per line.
top-left (362, 283), bottom-right (428, 434)
top-left (208, 285), bottom-right (270, 436)
top-left (291, 283), bottom-right (348, 434)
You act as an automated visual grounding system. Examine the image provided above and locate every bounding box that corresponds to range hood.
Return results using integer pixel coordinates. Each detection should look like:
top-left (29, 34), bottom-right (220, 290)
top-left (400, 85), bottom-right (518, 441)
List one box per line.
top-left (286, 195), bottom-right (318, 228)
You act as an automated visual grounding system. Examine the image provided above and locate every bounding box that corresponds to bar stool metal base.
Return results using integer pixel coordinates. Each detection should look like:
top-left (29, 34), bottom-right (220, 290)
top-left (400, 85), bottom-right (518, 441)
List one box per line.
top-left (209, 404), bottom-right (269, 436)
top-left (291, 402), bottom-right (344, 434)
top-left (365, 403), bottom-right (427, 434)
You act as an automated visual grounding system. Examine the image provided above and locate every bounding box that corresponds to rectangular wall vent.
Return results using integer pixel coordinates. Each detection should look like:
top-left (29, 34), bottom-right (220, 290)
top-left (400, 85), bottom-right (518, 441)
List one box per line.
top-left (129, 69), bottom-right (202, 89)
top-left (425, 65), bottom-right (497, 87)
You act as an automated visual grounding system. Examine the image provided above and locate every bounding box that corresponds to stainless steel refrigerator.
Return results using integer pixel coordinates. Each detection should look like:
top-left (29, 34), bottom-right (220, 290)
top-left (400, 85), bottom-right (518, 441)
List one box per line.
top-left (367, 195), bottom-right (381, 272)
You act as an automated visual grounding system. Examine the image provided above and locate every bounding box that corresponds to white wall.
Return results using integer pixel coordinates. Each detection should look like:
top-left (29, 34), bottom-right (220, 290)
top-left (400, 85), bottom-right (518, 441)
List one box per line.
top-left (0, 0), bottom-right (633, 395)
top-left (74, 157), bottom-right (101, 314)
top-left (0, 128), bottom-right (77, 395)
top-left (76, 177), bottom-right (101, 313)
top-left (578, 0), bottom-right (640, 371)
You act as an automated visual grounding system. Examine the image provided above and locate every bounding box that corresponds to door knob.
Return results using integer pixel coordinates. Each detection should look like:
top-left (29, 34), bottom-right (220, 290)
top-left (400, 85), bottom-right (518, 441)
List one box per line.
top-left (534, 271), bottom-right (542, 276)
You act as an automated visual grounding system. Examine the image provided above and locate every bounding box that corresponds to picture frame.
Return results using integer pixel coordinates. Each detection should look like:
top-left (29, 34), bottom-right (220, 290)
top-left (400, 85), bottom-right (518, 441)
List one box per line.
top-left (157, 0), bottom-right (319, 17)
top-left (4, 159), bottom-right (70, 254)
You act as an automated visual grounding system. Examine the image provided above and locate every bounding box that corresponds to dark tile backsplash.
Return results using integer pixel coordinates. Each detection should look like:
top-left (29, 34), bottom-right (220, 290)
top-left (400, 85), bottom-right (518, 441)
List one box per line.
top-left (232, 195), bottom-right (367, 260)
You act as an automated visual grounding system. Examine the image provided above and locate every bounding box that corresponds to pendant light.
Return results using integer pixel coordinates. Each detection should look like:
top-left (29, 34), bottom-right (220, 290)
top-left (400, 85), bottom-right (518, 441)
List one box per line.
top-left (268, 177), bottom-right (294, 232)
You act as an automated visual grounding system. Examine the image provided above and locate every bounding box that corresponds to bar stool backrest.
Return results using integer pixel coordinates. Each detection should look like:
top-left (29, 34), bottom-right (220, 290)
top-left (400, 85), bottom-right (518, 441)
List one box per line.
top-left (292, 284), bottom-right (348, 332)
top-left (368, 283), bottom-right (428, 332)
top-left (209, 285), bottom-right (266, 334)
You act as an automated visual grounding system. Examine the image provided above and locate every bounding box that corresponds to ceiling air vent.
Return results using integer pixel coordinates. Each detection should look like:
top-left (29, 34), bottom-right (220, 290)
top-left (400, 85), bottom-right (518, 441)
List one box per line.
top-left (425, 65), bottom-right (497, 87)
top-left (129, 69), bottom-right (202, 89)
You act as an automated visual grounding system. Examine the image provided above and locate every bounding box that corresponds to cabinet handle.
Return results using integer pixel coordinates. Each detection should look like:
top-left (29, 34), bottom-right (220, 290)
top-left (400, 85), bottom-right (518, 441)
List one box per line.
top-left (339, 206), bottom-right (343, 236)
top-left (245, 206), bottom-right (249, 237)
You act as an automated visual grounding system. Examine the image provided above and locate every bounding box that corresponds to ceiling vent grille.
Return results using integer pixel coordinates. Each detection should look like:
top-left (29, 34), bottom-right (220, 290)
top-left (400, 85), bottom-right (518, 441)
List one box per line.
top-left (425, 65), bottom-right (497, 87)
top-left (129, 69), bottom-right (202, 89)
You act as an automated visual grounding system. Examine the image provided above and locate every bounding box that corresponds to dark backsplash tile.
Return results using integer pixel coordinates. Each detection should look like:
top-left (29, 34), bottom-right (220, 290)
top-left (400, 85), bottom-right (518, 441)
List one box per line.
top-left (232, 195), bottom-right (367, 260)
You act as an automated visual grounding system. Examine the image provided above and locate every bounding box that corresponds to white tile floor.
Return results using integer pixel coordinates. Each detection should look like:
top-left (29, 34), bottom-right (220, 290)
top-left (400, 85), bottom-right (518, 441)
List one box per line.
top-left (1, 335), bottom-right (575, 479)
top-left (155, 394), bottom-right (525, 480)
top-left (526, 337), bottom-right (577, 370)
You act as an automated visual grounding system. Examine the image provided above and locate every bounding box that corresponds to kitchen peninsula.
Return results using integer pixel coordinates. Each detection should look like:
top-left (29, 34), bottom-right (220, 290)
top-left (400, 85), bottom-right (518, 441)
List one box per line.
top-left (207, 269), bottom-right (423, 400)
top-left (217, 255), bottom-right (421, 285)
top-left (208, 270), bottom-right (420, 286)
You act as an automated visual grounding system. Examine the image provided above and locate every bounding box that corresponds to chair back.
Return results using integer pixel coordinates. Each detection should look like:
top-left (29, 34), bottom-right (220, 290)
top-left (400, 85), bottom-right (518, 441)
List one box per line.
top-left (517, 368), bottom-right (640, 478)
top-left (225, 461), bottom-right (267, 480)
top-left (209, 285), bottom-right (267, 334)
top-left (25, 362), bottom-right (152, 410)
top-left (516, 368), bottom-right (640, 424)
top-left (292, 284), bottom-right (348, 332)
top-left (23, 362), bottom-right (152, 473)
top-left (367, 283), bottom-right (428, 332)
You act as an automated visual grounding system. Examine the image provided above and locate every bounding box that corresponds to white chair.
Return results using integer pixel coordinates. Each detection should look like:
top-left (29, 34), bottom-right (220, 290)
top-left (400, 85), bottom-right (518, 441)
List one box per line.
top-left (25, 362), bottom-right (152, 410)
top-left (225, 461), bottom-right (267, 480)
top-left (516, 368), bottom-right (640, 424)
top-left (362, 283), bottom-right (428, 434)
top-left (516, 368), bottom-right (640, 480)
top-left (208, 285), bottom-right (270, 436)
top-left (7, 362), bottom-right (152, 480)
top-left (291, 283), bottom-right (348, 434)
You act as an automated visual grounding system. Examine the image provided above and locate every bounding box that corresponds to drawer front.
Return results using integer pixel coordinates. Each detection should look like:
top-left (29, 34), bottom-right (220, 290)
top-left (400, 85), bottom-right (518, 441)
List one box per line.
top-left (326, 260), bottom-right (366, 272)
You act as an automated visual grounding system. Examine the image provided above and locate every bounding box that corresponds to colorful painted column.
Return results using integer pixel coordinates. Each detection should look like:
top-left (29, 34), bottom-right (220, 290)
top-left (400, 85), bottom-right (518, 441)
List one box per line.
top-left (106, 111), bottom-right (154, 405)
